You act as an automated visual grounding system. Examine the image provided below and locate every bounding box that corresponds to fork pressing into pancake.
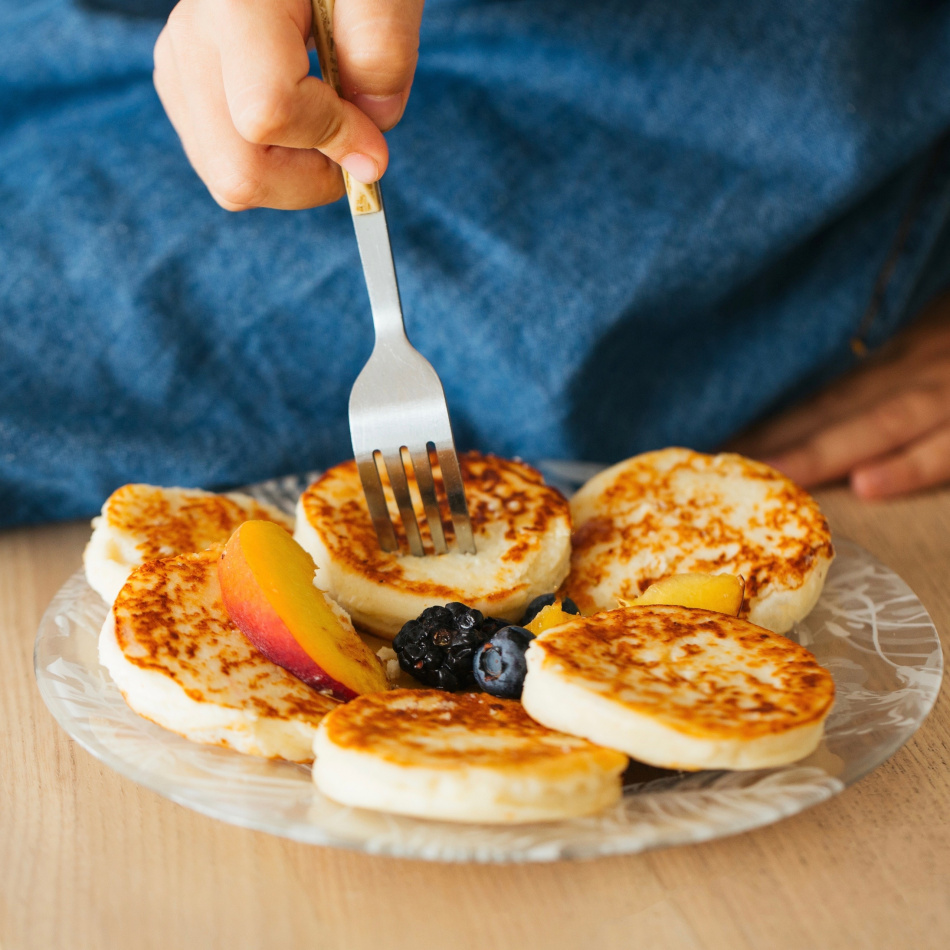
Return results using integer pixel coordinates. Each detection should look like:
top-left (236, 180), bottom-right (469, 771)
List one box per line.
top-left (310, 0), bottom-right (475, 557)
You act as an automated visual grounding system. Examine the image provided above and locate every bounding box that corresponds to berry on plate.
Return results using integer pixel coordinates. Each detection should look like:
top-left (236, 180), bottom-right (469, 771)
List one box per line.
top-left (473, 625), bottom-right (535, 699)
top-left (392, 603), bottom-right (506, 691)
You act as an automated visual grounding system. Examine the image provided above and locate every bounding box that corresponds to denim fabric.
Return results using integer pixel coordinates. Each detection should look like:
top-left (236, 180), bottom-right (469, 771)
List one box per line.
top-left (3, 0), bottom-right (950, 526)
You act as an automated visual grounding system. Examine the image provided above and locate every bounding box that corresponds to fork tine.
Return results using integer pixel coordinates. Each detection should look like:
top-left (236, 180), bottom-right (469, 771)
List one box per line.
top-left (436, 444), bottom-right (476, 555)
top-left (383, 450), bottom-right (426, 557)
top-left (356, 453), bottom-right (399, 553)
top-left (409, 446), bottom-right (448, 554)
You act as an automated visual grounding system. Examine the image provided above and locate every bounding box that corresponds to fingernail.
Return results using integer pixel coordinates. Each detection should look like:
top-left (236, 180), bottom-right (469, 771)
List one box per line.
top-left (340, 152), bottom-right (379, 184)
top-left (352, 93), bottom-right (404, 131)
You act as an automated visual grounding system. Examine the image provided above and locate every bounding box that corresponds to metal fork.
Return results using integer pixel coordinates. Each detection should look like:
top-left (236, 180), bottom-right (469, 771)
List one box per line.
top-left (311, 0), bottom-right (475, 557)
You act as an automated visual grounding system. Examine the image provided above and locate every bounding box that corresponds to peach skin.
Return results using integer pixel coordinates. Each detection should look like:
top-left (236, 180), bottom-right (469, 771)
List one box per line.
top-left (218, 520), bottom-right (387, 701)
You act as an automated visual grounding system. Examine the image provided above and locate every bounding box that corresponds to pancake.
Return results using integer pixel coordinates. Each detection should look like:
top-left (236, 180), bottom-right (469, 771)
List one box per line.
top-left (84, 483), bottom-right (294, 606)
top-left (565, 448), bottom-right (834, 633)
top-left (312, 689), bottom-right (627, 823)
top-left (295, 452), bottom-right (572, 639)
top-left (521, 604), bottom-right (835, 771)
top-left (99, 545), bottom-right (340, 762)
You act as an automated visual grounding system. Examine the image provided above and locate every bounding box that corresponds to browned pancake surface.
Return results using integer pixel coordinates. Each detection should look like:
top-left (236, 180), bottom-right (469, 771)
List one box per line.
top-left (113, 546), bottom-right (338, 722)
top-left (105, 484), bottom-right (293, 562)
top-left (532, 605), bottom-right (835, 739)
top-left (565, 450), bottom-right (833, 614)
top-left (321, 689), bottom-right (621, 770)
top-left (300, 452), bottom-right (571, 601)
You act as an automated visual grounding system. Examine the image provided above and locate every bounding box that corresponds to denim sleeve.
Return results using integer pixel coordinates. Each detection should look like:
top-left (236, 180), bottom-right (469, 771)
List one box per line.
top-left (3, 0), bottom-right (950, 525)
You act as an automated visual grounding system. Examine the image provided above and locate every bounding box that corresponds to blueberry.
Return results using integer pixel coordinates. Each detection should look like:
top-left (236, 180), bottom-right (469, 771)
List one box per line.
top-left (520, 593), bottom-right (556, 626)
top-left (473, 625), bottom-right (535, 699)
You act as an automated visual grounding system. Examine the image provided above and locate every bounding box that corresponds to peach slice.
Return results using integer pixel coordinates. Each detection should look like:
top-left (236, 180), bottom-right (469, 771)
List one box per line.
top-left (625, 573), bottom-right (745, 616)
top-left (525, 602), bottom-right (577, 636)
top-left (218, 520), bottom-right (387, 701)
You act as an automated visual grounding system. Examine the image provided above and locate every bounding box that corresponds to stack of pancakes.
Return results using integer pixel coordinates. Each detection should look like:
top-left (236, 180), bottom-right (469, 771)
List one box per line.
top-left (89, 484), bottom-right (334, 762)
top-left (88, 448), bottom-right (836, 824)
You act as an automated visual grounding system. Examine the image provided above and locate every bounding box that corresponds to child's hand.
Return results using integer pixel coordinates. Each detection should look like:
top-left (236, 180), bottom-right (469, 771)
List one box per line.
top-left (153, 0), bottom-right (424, 210)
top-left (730, 296), bottom-right (950, 499)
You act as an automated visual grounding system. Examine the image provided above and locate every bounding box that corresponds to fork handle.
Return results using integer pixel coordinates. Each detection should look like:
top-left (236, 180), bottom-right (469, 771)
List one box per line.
top-left (310, 0), bottom-right (382, 216)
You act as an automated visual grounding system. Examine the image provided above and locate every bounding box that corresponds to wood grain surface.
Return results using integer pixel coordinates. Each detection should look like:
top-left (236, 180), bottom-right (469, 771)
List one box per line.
top-left (2, 487), bottom-right (948, 950)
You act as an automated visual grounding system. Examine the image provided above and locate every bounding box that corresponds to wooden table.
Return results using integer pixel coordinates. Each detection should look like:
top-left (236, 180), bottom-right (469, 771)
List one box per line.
top-left (2, 486), bottom-right (948, 950)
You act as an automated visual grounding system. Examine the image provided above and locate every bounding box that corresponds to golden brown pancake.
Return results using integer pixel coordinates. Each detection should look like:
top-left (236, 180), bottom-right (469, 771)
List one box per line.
top-left (312, 689), bottom-right (627, 822)
top-left (295, 452), bottom-right (573, 638)
top-left (84, 483), bottom-right (294, 605)
top-left (565, 448), bottom-right (834, 633)
top-left (99, 545), bottom-right (340, 762)
top-left (522, 604), bottom-right (835, 770)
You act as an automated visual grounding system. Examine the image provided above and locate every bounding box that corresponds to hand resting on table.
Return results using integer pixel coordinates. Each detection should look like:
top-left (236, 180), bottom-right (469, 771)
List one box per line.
top-left (730, 296), bottom-right (950, 499)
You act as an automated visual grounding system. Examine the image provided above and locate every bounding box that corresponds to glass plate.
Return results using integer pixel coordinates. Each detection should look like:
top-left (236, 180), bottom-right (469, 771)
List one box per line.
top-left (34, 467), bottom-right (944, 862)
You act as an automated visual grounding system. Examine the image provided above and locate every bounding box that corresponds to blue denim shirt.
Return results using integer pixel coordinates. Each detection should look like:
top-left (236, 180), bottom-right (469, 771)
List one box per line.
top-left (3, 0), bottom-right (950, 525)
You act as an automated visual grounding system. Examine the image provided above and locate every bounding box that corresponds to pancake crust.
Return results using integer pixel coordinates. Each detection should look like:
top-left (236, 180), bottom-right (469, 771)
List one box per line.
top-left (522, 604), bottom-right (835, 770)
top-left (101, 546), bottom-right (340, 762)
top-left (565, 449), bottom-right (834, 633)
top-left (312, 690), bottom-right (627, 823)
top-left (296, 452), bottom-right (572, 638)
top-left (85, 484), bottom-right (294, 605)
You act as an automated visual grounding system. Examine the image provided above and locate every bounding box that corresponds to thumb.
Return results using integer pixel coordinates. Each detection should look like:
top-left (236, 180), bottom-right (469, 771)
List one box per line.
top-left (332, 0), bottom-right (426, 130)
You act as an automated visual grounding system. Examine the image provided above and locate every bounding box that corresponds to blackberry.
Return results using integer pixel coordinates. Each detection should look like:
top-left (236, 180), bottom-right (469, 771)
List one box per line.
top-left (393, 603), bottom-right (506, 691)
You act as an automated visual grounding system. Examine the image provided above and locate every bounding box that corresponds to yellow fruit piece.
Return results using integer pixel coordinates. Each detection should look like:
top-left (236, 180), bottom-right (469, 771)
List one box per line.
top-left (219, 520), bottom-right (388, 699)
top-left (628, 573), bottom-right (745, 616)
top-left (525, 602), bottom-right (576, 635)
